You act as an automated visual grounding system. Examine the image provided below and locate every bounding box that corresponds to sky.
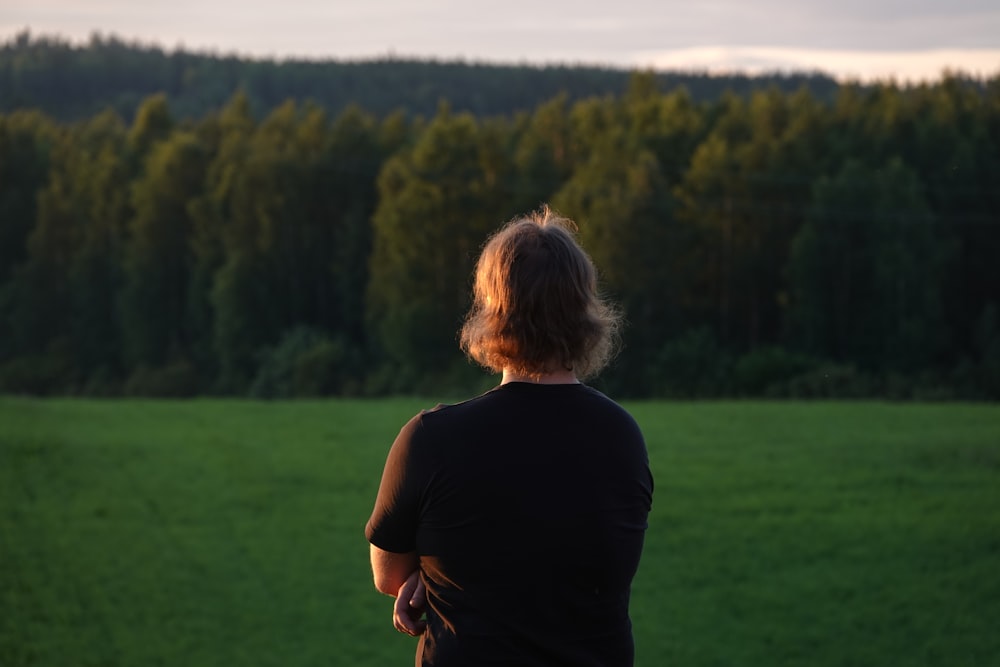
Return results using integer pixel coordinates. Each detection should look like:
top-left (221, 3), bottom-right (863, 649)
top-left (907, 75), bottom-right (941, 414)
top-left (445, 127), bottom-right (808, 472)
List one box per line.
top-left (3, 0), bottom-right (999, 83)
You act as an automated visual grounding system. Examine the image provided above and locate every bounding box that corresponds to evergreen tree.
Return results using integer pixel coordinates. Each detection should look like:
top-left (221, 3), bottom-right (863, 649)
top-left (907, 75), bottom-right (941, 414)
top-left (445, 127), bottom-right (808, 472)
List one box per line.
top-left (0, 122), bottom-right (76, 389)
top-left (1, 71), bottom-right (998, 397)
top-left (911, 77), bottom-right (1000, 363)
top-left (0, 111), bottom-right (54, 287)
top-left (788, 158), bottom-right (950, 372)
top-left (552, 128), bottom-right (677, 396)
top-left (209, 100), bottom-right (314, 390)
top-left (512, 93), bottom-right (573, 212)
top-left (64, 111), bottom-right (131, 385)
top-left (120, 130), bottom-right (208, 372)
top-left (127, 93), bottom-right (173, 161)
top-left (367, 105), bottom-right (506, 390)
top-left (186, 92), bottom-right (256, 383)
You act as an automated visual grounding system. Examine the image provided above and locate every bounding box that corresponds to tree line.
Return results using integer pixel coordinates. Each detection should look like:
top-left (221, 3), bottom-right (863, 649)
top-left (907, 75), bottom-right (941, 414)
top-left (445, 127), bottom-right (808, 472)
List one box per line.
top-left (0, 31), bottom-right (842, 123)
top-left (2, 72), bottom-right (999, 399)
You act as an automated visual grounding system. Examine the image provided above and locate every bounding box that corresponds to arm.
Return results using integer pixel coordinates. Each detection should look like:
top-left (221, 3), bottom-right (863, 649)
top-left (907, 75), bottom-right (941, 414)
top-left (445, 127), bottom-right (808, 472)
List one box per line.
top-left (370, 544), bottom-right (426, 636)
top-left (369, 544), bottom-right (418, 596)
top-left (366, 414), bottom-right (428, 634)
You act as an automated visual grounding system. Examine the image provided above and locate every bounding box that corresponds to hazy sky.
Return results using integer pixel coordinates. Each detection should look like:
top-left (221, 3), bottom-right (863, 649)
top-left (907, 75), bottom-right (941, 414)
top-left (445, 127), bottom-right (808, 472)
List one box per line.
top-left (4, 0), bottom-right (999, 82)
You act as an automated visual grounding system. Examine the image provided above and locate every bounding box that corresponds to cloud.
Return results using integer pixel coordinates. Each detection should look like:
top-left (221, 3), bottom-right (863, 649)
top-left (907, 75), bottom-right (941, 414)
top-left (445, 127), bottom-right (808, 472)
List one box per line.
top-left (633, 46), bottom-right (1000, 82)
top-left (2, 0), bottom-right (999, 77)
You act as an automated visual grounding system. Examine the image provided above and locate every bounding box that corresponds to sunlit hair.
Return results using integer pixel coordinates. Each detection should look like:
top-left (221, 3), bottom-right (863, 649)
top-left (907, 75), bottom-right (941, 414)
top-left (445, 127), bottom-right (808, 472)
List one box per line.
top-left (460, 206), bottom-right (620, 380)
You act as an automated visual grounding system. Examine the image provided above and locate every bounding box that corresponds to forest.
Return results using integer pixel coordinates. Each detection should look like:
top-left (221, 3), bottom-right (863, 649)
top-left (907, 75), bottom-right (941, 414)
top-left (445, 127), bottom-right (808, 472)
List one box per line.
top-left (1, 34), bottom-right (999, 399)
top-left (0, 31), bottom-right (842, 122)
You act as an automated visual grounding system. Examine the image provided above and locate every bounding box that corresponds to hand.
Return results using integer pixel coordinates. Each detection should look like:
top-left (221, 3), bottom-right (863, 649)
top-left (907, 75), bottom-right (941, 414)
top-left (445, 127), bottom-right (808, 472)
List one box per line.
top-left (393, 570), bottom-right (427, 636)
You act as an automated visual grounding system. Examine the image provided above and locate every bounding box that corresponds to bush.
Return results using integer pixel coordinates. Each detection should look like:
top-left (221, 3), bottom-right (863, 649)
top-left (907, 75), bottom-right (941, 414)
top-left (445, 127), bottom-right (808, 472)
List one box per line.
top-left (980, 345), bottom-right (1000, 400)
top-left (0, 337), bottom-right (76, 395)
top-left (975, 304), bottom-right (1000, 399)
top-left (784, 363), bottom-right (876, 399)
top-left (124, 360), bottom-right (200, 397)
top-left (250, 327), bottom-right (362, 398)
top-left (733, 346), bottom-right (818, 396)
top-left (0, 354), bottom-right (70, 395)
top-left (649, 328), bottom-right (733, 398)
top-left (362, 357), bottom-right (493, 398)
top-left (81, 366), bottom-right (123, 397)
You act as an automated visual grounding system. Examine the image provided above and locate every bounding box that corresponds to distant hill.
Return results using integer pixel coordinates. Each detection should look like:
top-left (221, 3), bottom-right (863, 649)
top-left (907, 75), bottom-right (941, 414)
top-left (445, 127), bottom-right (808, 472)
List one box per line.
top-left (0, 30), bottom-right (842, 121)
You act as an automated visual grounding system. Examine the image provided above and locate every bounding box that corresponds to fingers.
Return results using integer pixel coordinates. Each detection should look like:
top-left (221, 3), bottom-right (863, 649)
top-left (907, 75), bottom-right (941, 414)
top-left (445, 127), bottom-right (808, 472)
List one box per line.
top-left (396, 570), bottom-right (420, 601)
top-left (410, 576), bottom-right (426, 609)
top-left (393, 571), bottom-right (427, 636)
top-left (393, 592), bottom-right (427, 635)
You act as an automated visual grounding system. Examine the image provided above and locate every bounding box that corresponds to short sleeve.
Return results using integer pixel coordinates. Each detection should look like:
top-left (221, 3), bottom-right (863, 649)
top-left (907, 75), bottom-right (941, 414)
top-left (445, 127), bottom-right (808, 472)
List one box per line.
top-left (365, 412), bottom-right (428, 553)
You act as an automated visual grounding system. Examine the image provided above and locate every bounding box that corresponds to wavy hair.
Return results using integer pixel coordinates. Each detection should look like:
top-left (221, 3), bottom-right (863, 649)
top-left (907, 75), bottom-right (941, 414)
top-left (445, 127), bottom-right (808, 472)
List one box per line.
top-left (459, 206), bottom-right (620, 380)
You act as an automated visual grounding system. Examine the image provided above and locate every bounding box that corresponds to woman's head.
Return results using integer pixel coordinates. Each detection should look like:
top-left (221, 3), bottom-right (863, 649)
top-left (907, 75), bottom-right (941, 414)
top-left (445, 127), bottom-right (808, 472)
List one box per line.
top-left (460, 206), bottom-right (620, 380)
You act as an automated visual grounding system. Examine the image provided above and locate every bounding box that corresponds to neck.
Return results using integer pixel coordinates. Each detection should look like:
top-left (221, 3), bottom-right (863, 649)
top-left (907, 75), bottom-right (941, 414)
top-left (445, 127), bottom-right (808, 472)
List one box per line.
top-left (501, 368), bottom-right (580, 385)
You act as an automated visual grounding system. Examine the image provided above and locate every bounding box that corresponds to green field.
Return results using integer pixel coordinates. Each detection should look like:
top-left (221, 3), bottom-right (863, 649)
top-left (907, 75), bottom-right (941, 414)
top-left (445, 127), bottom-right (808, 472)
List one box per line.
top-left (2, 398), bottom-right (998, 666)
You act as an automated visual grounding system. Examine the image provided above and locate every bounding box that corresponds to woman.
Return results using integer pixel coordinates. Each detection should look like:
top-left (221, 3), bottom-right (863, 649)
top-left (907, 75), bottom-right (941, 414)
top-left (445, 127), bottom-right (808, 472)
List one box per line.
top-left (366, 206), bottom-right (654, 666)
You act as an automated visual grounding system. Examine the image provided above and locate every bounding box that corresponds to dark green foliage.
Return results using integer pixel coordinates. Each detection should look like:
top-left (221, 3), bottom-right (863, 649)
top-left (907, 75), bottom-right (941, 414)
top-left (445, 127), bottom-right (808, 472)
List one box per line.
top-left (782, 362), bottom-right (877, 399)
top-left (647, 327), bottom-right (733, 398)
top-left (250, 326), bottom-right (361, 398)
top-left (0, 345), bottom-right (74, 395)
top-left (0, 111), bottom-right (54, 284)
top-left (123, 359), bottom-right (200, 397)
top-left (121, 130), bottom-right (208, 368)
top-left (788, 158), bottom-right (951, 372)
top-left (0, 31), bottom-right (841, 123)
top-left (0, 66), bottom-right (998, 398)
top-left (733, 346), bottom-right (819, 396)
top-left (971, 304), bottom-right (1000, 397)
top-left (554, 128), bottom-right (678, 396)
top-left (366, 105), bottom-right (508, 387)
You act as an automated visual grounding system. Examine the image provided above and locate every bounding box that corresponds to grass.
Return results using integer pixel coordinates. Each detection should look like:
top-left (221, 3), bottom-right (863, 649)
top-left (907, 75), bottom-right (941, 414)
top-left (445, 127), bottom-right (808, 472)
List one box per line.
top-left (1, 398), bottom-right (998, 666)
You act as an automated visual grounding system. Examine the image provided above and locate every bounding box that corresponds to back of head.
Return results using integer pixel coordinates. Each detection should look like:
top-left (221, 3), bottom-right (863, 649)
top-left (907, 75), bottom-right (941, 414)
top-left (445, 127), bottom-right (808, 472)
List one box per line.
top-left (460, 206), bottom-right (620, 380)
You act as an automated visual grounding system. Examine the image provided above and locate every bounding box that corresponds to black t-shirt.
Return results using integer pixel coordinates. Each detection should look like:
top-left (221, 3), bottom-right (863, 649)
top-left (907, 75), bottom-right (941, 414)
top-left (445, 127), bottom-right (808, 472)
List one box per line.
top-left (366, 382), bottom-right (654, 666)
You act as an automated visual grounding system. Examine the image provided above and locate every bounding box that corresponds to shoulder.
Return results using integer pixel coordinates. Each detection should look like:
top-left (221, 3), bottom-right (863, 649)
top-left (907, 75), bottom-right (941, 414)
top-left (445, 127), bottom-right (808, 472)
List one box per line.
top-left (393, 391), bottom-right (499, 445)
top-left (579, 385), bottom-right (643, 427)
top-left (416, 388), bottom-right (505, 424)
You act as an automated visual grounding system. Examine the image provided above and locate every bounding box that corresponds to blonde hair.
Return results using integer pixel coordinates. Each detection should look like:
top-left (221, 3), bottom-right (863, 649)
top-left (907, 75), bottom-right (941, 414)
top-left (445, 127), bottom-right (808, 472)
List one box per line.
top-left (459, 206), bottom-right (620, 380)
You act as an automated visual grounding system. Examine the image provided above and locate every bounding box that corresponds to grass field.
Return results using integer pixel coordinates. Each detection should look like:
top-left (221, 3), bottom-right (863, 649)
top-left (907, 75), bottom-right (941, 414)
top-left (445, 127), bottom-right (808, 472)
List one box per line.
top-left (1, 398), bottom-right (998, 666)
